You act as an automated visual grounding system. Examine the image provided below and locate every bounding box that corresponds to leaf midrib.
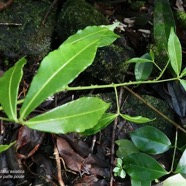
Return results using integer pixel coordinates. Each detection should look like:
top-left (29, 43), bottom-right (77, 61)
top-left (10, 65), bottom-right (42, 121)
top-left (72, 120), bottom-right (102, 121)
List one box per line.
top-left (26, 106), bottom-right (107, 124)
top-left (20, 40), bottom-right (99, 118)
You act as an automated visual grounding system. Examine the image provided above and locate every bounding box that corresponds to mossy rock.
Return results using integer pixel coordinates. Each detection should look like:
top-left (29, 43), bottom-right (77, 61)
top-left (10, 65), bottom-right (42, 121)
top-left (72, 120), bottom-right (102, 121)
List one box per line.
top-left (0, 0), bottom-right (56, 66)
top-left (122, 94), bottom-right (173, 137)
top-left (56, 0), bottom-right (134, 83)
top-left (175, 11), bottom-right (186, 29)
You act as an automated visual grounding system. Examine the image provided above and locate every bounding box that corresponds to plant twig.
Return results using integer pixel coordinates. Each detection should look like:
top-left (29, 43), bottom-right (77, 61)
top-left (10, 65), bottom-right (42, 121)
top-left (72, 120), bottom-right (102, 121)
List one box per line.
top-left (110, 86), bottom-right (124, 186)
top-left (54, 145), bottom-right (65, 186)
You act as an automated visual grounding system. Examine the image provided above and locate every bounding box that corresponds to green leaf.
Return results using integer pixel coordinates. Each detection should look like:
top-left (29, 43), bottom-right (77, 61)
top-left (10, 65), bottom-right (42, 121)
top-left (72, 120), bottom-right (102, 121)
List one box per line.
top-left (0, 58), bottom-right (26, 121)
top-left (121, 114), bottom-right (155, 124)
top-left (175, 149), bottom-right (186, 174)
top-left (179, 79), bottom-right (186, 91)
top-left (130, 126), bottom-right (171, 154)
top-left (81, 113), bottom-right (117, 136)
top-left (63, 24), bottom-right (120, 46)
top-left (123, 152), bottom-right (168, 181)
top-left (131, 179), bottom-right (151, 186)
top-left (162, 174), bottom-right (186, 186)
top-left (20, 25), bottom-right (118, 119)
top-left (126, 53), bottom-right (153, 64)
top-left (135, 62), bottom-right (153, 81)
top-left (154, 0), bottom-right (175, 52)
top-left (126, 58), bottom-right (153, 64)
top-left (23, 97), bottom-right (109, 134)
top-left (168, 28), bottom-right (182, 76)
top-left (0, 141), bottom-right (15, 153)
top-left (115, 139), bottom-right (139, 158)
top-left (116, 158), bottom-right (123, 167)
top-left (180, 68), bottom-right (186, 78)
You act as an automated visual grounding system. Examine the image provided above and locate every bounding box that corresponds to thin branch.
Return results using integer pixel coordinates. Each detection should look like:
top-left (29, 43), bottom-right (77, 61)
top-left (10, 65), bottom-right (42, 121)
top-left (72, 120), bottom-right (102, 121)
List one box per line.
top-left (54, 145), bottom-right (65, 186)
top-left (110, 87), bottom-right (124, 186)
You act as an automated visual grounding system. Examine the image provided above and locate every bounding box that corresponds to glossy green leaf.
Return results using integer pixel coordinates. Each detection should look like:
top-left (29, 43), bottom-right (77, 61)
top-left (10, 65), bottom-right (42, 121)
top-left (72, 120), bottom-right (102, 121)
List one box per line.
top-left (0, 58), bottom-right (26, 121)
top-left (130, 126), bottom-right (171, 154)
top-left (179, 79), bottom-right (186, 91)
top-left (135, 62), bottom-right (153, 81)
top-left (175, 149), bottom-right (186, 174)
top-left (131, 179), bottom-right (151, 186)
top-left (115, 139), bottom-right (139, 158)
top-left (20, 25), bottom-right (118, 119)
top-left (180, 68), bottom-right (186, 78)
top-left (162, 174), bottom-right (186, 186)
top-left (121, 114), bottom-right (155, 124)
top-left (81, 113), bottom-right (117, 136)
top-left (0, 141), bottom-right (15, 153)
top-left (123, 152), bottom-right (168, 181)
top-left (168, 28), bottom-right (182, 76)
top-left (154, 0), bottom-right (175, 52)
top-left (63, 23), bottom-right (120, 46)
top-left (23, 97), bottom-right (109, 134)
top-left (126, 58), bottom-right (153, 64)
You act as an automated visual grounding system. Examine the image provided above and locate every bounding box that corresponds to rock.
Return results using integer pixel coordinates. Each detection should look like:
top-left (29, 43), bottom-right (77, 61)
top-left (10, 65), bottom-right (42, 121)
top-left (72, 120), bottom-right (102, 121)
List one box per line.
top-left (0, 0), bottom-right (57, 66)
top-left (55, 0), bottom-right (134, 83)
top-left (122, 94), bottom-right (173, 138)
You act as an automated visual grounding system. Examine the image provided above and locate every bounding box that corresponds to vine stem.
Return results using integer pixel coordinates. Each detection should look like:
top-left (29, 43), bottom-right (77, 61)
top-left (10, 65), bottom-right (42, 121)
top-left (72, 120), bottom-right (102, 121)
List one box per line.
top-left (65, 77), bottom-right (178, 91)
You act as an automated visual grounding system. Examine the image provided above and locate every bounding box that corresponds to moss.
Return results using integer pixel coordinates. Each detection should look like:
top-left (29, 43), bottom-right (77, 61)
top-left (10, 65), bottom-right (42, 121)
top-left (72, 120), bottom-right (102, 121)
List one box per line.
top-left (56, 0), bottom-right (109, 42)
top-left (86, 44), bottom-right (131, 83)
top-left (176, 11), bottom-right (186, 29)
top-left (123, 94), bottom-right (173, 137)
top-left (0, 0), bottom-right (56, 65)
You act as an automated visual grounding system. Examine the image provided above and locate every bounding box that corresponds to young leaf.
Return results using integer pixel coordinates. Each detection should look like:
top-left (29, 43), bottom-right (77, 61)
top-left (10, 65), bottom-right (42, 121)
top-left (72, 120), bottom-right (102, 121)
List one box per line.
top-left (175, 149), bottom-right (186, 174)
top-left (81, 113), bottom-right (117, 136)
top-left (0, 141), bottom-right (15, 153)
top-left (162, 174), bottom-right (186, 186)
top-left (123, 152), bottom-right (168, 181)
top-left (115, 139), bottom-right (139, 158)
top-left (23, 97), bottom-right (110, 134)
top-left (20, 25), bottom-right (118, 119)
top-left (179, 79), bottom-right (186, 91)
top-left (130, 126), bottom-right (171, 154)
top-left (0, 58), bottom-right (26, 121)
top-left (135, 62), bottom-right (153, 81)
top-left (121, 114), bottom-right (155, 124)
top-left (168, 28), bottom-right (182, 76)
